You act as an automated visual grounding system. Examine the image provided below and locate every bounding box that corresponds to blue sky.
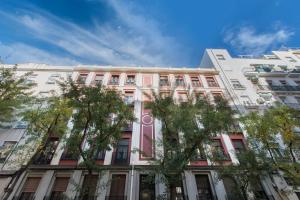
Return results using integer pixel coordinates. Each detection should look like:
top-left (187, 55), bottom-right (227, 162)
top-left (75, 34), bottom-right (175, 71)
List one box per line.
top-left (0, 0), bottom-right (299, 67)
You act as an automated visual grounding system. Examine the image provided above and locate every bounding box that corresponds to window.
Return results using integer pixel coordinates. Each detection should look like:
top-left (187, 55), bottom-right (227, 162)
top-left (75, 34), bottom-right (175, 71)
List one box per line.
top-left (109, 75), bottom-right (119, 85)
top-left (60, 145), bottom-right (79, 161)
top-left (94, 149), bottom-right (106, 160)
top-left (206, 77), bottom-right (219, 87)
top-left (216, 54), bottom-right (225, 60)
top-left (169, 178), bottom-right (185, 200)
top-left (191, 76), bottom-right (201, 87)
top-left (195, 175), bottom-right (213, 200)
top-left (14, 121), bottom-right (28, 129)
top-left (240, 95), bottom-right (252, 106)
top-left (93, 74), bottom-right (103, 85)
top-left (126, 75), bottom-right (135, 85)
top-left (49, 177), bottom-right (70, 200)
top-left (79, 175), bottom-right (98, 199)
top-left (194, 92), bottom-right (205, 99)
top-left (108, 174), bottom-right (126, 200)
top-left (278, 96), bottom-right (286, 103)
top-left (286, 56), bottom-right (296, 63)
top-left (160, 91), bottom-right (171, 98)
top-left (295, 96), bottom-right (300, 103)
top-left (159, 75), bottom-right (169, 86)
top-left (33, 137), bottom-right (59, 165)
top-left (230, 79), bottom-right (244, 89)
top-left (253, 183), bottom-right (268, 200)
top-left (139, 175), bottom-right (155, 200)
top-left (114, 139), bottom-right (129, 165)
top-left (77, 73), bottom-right (88, 84)
top-left (211, 139), bottom-right (229, 160)
top-left (212, 93), bottom-right (223, 102)
top-left (124, 91), bottom-right (134, 105)
top-left (178, 92), bottom-right (188, 103)
top-left (0, 141), bottom-right (16, 163)
top-left (19, 177), bottom-right (41, 200)
top-left (175, 75), bottom-right (185, 87)
top-left (294, 80), bottom-right (300, 86)
top-left (279, 80), bottom-right (287, 85)
top-left (266, 80), bottom-right (273, 86)
top-left (231, 139), bottom-right (245, 154)
top-left (223, 176), bottom-right (242, 200)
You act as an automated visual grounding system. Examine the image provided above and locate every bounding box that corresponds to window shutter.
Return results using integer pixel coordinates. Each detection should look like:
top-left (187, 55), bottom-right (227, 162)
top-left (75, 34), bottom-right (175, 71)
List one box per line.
top-left (52, 177), bottom-right (70, 192)
top-left (22, 177), bottom-right (41, 192)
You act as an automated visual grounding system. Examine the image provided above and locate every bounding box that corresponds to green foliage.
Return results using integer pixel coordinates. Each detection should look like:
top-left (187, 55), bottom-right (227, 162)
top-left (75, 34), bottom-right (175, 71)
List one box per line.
top-left (146, 91), bottom-right (235, 188)
top-left (12, 97), bottom-right (72, 166)
top-left (238, 105), bottom-right (300, 196)
top-left (217, 150), bottom-right (272, 200)
top-left (0, 67), bottom-right (35, 127)
top-left (60, 80), bottom-right (135, 171)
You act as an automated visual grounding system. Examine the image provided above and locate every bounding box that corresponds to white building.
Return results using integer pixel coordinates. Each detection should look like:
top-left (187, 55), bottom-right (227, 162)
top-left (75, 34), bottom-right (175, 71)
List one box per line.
top-left (0, 63), bottom-right (255, 200)
top-left (201, 48), bottom-right (300, 199)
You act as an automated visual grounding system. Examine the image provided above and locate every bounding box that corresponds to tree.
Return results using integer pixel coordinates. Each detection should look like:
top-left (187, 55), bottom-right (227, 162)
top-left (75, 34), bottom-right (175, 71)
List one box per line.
top-left (241, 110), bottom-right (278, 163)
top-left (270, 106), bottom-right (300, 162)
top-left (239, 106), bottom-right (300, 198)
top-left (3, 96), bottom-right (72, 200)
top-left (270, 106), bottom-right (300, 188)
top-left (60, 80), bottom-right (135, 198)
top-left (0, 66), bottom-right (35, 127)
top-left (145, 92), bottom-right (235, 199)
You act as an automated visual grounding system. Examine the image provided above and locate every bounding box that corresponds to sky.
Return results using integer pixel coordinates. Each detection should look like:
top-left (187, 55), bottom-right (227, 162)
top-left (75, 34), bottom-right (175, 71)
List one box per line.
top-left (0, 0), bottom-right (299, 67)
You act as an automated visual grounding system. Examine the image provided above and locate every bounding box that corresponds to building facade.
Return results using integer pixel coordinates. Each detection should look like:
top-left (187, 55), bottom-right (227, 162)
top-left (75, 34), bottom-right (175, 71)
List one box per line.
top-left (0, 63), bottom-right (247, 200)
top-left (201, 48), bottom-right (300, 199)
top-left (0, 55), bottom-right (299, 200)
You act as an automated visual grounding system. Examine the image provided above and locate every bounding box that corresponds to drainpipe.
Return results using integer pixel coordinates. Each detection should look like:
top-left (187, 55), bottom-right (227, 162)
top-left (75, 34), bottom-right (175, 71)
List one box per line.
top-left (129, 162), bottom-right (134, 200)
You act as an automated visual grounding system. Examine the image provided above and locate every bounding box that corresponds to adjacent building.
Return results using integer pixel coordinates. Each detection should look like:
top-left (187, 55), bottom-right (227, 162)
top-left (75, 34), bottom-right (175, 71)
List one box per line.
top-left (201, 48), bottom-right (300, 199)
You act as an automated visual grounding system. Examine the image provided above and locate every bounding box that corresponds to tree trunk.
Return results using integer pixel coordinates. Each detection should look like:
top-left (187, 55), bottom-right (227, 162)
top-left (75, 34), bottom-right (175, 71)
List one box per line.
top-left (288, 142), bottom-right (296, 163)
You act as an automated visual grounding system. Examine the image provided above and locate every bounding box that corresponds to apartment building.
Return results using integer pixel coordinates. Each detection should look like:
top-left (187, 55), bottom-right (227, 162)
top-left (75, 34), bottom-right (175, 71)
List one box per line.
top-left (0, 63), bottom-right (256, 200)
top-left (201, 48), bottom-right (300, 199)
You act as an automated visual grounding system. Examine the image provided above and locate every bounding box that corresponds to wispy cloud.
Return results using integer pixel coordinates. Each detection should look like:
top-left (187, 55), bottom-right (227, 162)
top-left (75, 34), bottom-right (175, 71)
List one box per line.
top-left (0, 42), bottom-right (79, 65)
top-left (224, 25), bottom-right (294, 55)
top-left (0, 0), bottom-right (187, 66)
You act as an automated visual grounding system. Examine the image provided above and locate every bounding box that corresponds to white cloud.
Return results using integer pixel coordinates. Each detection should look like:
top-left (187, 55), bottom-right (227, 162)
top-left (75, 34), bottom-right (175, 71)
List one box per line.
top-left (0, 42), bottom-right (79, 65)
top-left (224, 26), bottom-right (294, 55)
top-left (0, 1), bottom-right (187, 66)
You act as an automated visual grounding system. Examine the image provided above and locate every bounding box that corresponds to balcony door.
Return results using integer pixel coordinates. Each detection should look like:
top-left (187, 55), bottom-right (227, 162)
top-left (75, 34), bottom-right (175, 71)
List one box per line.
top-left (195, 174), bottom-right (213, 200)
top-left (139, 175), bottom-right (155, 200)
top-left (114, 139), bottom-right (129, 165)
top-left (109, 174), bottom-right (126, 200)
top-left (19, 177), bottom-right (41, 200)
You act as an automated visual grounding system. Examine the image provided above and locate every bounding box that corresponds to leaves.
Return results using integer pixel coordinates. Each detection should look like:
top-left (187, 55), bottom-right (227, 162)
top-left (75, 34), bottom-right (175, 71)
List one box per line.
top-left (0, 67), bottom-right (35, 127)
top-left (61, 79), bottom-right (135, 171)
top-left (146, 90), bottom-right (235, 187)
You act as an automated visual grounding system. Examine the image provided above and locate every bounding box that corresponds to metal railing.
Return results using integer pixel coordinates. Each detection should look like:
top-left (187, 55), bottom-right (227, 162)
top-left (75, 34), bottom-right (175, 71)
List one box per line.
top-left (257, 85), bottom-right (300, 92)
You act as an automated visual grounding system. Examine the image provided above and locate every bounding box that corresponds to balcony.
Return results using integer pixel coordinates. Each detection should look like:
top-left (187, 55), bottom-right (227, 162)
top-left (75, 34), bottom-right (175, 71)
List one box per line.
top-left (33, 152), bottom-right (54, 165)
top-left (270, 85), bottom-right (300, 91)
top-left (112, 152), bottom-right (129, 165)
